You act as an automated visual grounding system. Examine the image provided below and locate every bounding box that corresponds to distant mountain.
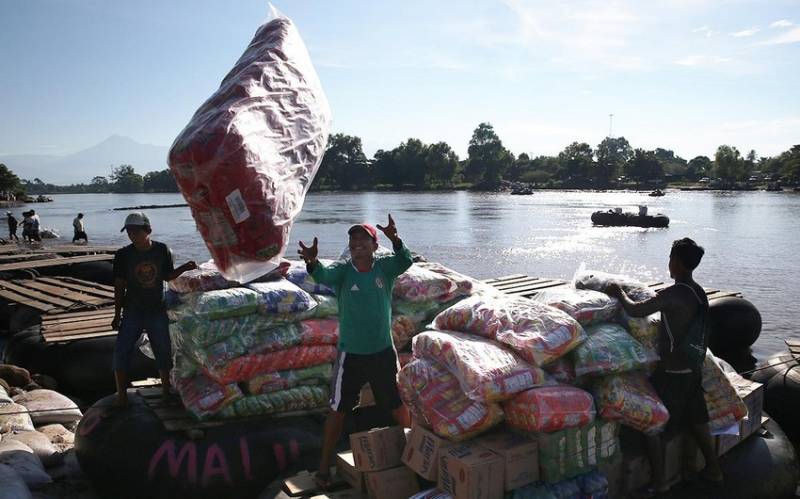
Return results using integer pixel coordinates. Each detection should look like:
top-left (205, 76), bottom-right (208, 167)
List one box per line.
top-left (0, 135), bottom-right (171, 185)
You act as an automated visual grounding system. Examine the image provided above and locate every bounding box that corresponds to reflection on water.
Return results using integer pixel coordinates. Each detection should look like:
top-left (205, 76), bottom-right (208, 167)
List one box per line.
top-left (24, 190), bottom-right (800, 360)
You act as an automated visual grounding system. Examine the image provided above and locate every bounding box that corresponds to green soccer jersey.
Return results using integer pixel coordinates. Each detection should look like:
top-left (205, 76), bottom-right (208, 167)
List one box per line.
top-left (311, 242), bottom-right (413, 354)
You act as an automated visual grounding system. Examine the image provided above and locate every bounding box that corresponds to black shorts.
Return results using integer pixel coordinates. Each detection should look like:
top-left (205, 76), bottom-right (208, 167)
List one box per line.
top-left (651, 369), bottom-right (709, 434)
top-left (329, 346), bottom-right (402, 413)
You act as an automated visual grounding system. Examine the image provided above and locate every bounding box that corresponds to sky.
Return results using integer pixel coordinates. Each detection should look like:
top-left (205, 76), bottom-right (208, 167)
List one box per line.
top-left (1, 0), bottom-right (798, 161)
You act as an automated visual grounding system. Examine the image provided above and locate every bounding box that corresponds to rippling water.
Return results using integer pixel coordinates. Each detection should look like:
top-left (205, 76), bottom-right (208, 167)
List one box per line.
top-left (24, 190), bottom-right (800, 359)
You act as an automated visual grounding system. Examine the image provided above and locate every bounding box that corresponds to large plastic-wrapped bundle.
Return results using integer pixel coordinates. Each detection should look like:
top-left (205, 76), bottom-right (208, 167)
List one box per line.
top-left (503, 385), bottom-right (596, 433)
top-left (702, 353), bottom-right (748, 431)
top-left (592, 372), bottom-right (669, 434)
top-left (247, 364), bottom-right (332, 395)
top-left (415, 262), bottom-right (485, 297)
top-left (298, 318), bottom-right (339, 345)
top-left (574, 269), bottom-right (656, 303)
top-left (286, 259), bottom-right (335, 295)
top-left (170, 312), bottom-right (282, 352)
top-left (172, 370), bottom-right (243, 419)
top-left (432, 295), bottom-right (586, 367)
top-left (398, 358), bottom-right (503, 441)
top-left (412, 330), bottom-right (548, 402)
top-left (179, 287), bottom-right (260, 320)
top-left (533, 288), bottom-right (620, 326)
top-left (570, 323), bottom-right (658, 377)
top-left (394, 265), bottom-right (458, 302)
top-left (218, 386), bottom-right (329, 418)
top-left (392, 314), bottom-right (421, 350)
top-left (192, 323), bottom-right (302, 368)
top-left (168, 260), bottom-right (234, 293)
top-left (619, 311), bottom-right (660, 357)
top-left (543, 357), bottom-right (577, 385)
top-left (167, 10), bottom-right (331, 283)
top-left (206, 345), bottom-right (337, 384)
top-left (247, 280), bottom-right (317, 315)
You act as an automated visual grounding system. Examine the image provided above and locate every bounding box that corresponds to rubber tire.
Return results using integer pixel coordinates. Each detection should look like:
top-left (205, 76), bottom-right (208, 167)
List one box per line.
top-left (707, 297), bottom-right (762, 353)
top-left (763, 367), bottom-right (800, 444)
top-left (749, 354), bottom-right (798, 384)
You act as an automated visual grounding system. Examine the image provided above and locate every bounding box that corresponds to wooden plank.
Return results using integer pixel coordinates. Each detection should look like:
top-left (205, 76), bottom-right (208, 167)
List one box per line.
top-left (58, 276), bottom-right (115, 292)
top-left (0, 288), bottom-right (55, 312)
top-left (495, 280), bottom-right (569, 295)
top-left (43, 324), bottom-right (116, 337)
top-left (42, 312), bottom-right (115, 327)
top-left (0, 254), bottom-right (113, 272)
top-left (42, 317), bottom-right (112, 333)
top-left (0, 281), bottom-right (74, 308)
top-left (41, 307), bottom-right (115, 320)
top-left (0, 253), bottom-right (58, 262)
top-left (43, 331), bottom-right (117, 343)
top-left (490, 277), bottom-right (553, 290)
top-left (36, 277), bottom-right (114, 298)
top-left (16, 280), bottom-right (109, 306)
top-left (482, 274), bottom-right (527, 284)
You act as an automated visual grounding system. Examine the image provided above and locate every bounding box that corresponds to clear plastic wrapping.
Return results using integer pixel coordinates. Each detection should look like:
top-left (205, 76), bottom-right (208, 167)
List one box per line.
top-left (503, 385), bottom-right (596, 433)
top-left (168, 259), bottom-right (233, 293)
top-left (570, 323), bottom-right (658, 377)
top-left (533, 288), bottom-right (620, 326)
top-left (412, 330), bottom-right (548, 402)
top-left (217, 386), bottom-right (329, 419)
top-left (247, 364), bottom-right (333, 395)
top-left (286, 259), bottom-right (335, 295)
top-left (172, 370), bottom-right (243, 419)
top-left (591, 372), bottom-right (669, 434)
top-left (179, 287), bottom-right (260, 320)
top-left (393, 265), bottom-right (458, 302)
top-left (247, 279), bottom-right (317, 315)
top-left (573, 269), bottom-right (656, 303)
top-left (702, 352), bottom-right (748, 431)
top-left (168, 10), bottom-right (331, 283)
top-left (205, 344), bottom-right (337, 384)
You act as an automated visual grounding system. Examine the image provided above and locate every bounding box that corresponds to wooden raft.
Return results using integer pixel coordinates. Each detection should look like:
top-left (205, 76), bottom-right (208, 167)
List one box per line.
top-left (0, 253), bottom-right (112, 272)
top-left (0, 276), bottom-right (114, 314)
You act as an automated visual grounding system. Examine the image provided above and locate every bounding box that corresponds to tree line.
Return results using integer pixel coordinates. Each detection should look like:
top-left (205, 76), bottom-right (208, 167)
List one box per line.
top-left (2, 123), bottom-right (798, 195)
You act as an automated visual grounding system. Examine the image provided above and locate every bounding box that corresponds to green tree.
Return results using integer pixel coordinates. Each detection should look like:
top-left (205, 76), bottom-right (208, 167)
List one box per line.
top-left (317, 134), bottom-right (369, 190)
top-left (393, 138), bottom-right (428, 188)
top-left (372, 149), bottom-right (400, 187)
top-left (0, 164), bottom-right (21, 193)
top-left (686, 156), bottom-right (711, 180)
top-left (505, 153), bottom-right (531, 182)
top-left (90, 175), bottom-right (110, 193)
top-left (110, 164), bottom-right (144, 193)
top-left (143, 169), bottom-right (178, 192)
top-left (625, 149), bottom-right (664, 182)
top-left (595, 137), bottom-right (632, 185)
top-left (465, 123), bottom-right (514, 187)
top-left (557, 142), bottom-right (594, 183)
top-left (779, 145), bottom-right (800, 181)
top-left (713, 145), bottom-right (744, 182)
top-left (425, 141), bottom-right (459, 187)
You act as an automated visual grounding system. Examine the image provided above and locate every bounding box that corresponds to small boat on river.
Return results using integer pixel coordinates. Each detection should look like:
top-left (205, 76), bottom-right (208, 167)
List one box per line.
top-left (648, 189), bottom-right (665, 197)
top-left (592, 207), bottom-right (669, 228)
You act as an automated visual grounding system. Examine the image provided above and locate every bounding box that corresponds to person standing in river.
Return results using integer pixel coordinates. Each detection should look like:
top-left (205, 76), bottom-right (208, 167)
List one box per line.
top-left (6, 212), bottom-right (19, 242)
top-left (72, 212), bottom-right (88, 243)
top-left (111, 212), bottom-right (197, 407)
top-left (298, 214), bottom-right (413, 490)
top-left (604, 238), bottom-right (722, 496)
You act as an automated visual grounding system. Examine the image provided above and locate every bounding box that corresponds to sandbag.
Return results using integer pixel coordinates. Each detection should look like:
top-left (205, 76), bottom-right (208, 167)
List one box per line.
top-left (168, 11), bottom-right (331, 283)
top-left (592, 372), bottom-right (669, 434)
top-left (398, 358), bottom-right (503, 441)
top-left (167, 259), bottom-right (233, 293)
top-left (504, 385), bottom-right (595, 434)
top-left (0, 364), bottom-right (32, 388)
top-left (206, 345), bottom-right (337, 384)
top-left (247, 280), bottom-right (317, 315)
top-left (12, 389), bottom-right (82, 425)
top-left (172, 371), bottom-right (243, 419)
top-left (36, 424), bottom-right (74, 446)
top-left (0, 439), bottom-right (51, 488)
top-left (702, 352), bottom-right (748, 431)
top-left (0, 384), bottom-right (11, 405)
top-left (218, 386), bottom-right (329, 418)
top-left (573, 269), bottom-right (656, 302)
top-left (534, 288), bottom-right (620, 326)
top-left (570, 323), bottom-right (657, 377)
top-left (432, 295), bottom-right (586, 366)
top-left (412, 330), bottom-right (548, 402)
top-left (286, 260), bottom-right (334, 295)
top-left (0, 463), bottom-right (32, 499)
top-left (5, 430), bottom-right (61, 467)
top-left (247, 364), bottom-right (332, 395)
top-left (0, 402), bottom-right (34, 432)
top-left (394, 265), bottom-right (458, 302)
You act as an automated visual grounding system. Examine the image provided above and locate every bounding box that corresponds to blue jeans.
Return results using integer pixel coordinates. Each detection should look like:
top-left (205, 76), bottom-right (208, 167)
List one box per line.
top-left (113, 308), bottom-right (172, 371)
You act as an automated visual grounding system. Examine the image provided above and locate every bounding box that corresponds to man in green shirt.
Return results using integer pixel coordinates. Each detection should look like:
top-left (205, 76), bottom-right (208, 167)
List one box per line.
top-left (298, 214), bottom-right (413, 489)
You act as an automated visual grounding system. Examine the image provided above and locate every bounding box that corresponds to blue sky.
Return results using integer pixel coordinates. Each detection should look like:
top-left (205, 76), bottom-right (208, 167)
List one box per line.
top-left (1, 0), bottom-right (798, 161)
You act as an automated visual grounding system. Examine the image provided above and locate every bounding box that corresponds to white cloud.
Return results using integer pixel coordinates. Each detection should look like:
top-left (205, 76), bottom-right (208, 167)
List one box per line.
top-left (770, 20), bottom-right (794, 28)
top-left (731, 26), bottom-right (759, 37)
top-left (759, 26), bottom-right (800, 45)
top-left (693, 25), bottom-right (717, 38)
top-left (674, 54), bottom-right (733, 67)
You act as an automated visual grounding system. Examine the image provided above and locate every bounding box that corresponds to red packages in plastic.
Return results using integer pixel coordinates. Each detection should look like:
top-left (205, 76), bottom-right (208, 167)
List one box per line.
top-left (206, 344), bottom-right (337, 384)
top-left (503, 385), bottom-right (595, 433)
top-left (168, 9), bottom-right (331, 283)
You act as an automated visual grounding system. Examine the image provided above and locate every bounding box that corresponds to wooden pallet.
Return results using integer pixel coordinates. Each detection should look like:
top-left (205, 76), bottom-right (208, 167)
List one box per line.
top-left (0, 276), bottom-right (114, 314)
top-left (0, 253), bottom-right (112, 272)
top-left (136, 386), bottom-right (327, 433)
top-left (41, 308), bottom-right (116, 343)
top-left (786, 339), bottom-right (800, 359)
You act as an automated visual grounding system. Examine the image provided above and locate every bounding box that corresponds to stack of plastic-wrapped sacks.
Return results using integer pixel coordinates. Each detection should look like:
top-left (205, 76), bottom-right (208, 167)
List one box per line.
top-left (165, 260), bottom-right (339, 419)
top-left (396, 267), bottom-right (749, 493)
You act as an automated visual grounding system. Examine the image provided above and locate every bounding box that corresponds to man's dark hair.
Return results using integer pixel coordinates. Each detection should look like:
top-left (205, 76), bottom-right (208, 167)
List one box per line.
top-left (78, 213), bottom-right (83, 217)
top-left (671, 237), bottom-right (704, 270)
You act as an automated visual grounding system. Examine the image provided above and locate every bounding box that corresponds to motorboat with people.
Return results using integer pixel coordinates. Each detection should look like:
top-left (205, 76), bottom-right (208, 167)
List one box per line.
top-left (591, 205), bottom-right (669, 228)
top-left (648, 189), bottom-right (665, 197)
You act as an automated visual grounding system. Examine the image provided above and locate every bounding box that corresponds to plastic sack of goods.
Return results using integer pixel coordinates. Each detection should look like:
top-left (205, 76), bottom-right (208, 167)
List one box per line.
top-left (591, 372), bottom-right (669, 434)
top-left (570, 323), bottom-right (658, 377)
top-left (206, 344), bottom-right (337, 384)
top-left (247, 364), bottom-right (333, 395)
top-left (218, 386), bottom-right (329, 419)
top-left (432, 294), bottom-right (586, 367)
top-left (415, 261), bottom-right (484, 297)
top-left (247, 279), bottom-right (318, 315)
top-left (412, 330), bottom-right (548, 402)
top-left (392, 314), bottom-right (422, 350)
top-left (167, 8), bottom-right (331, 283)
top-left (702, 353), bottom-right (748, 431)
top-left (533, 287), bottom-right (620, 326)
top-left (543, 357), bottom-right (577, 384)
top-left (170, 313), bottom-right (281, 352)
top-left (172, 371), bottom-right (243, 419)
top-left (393, 265), bottom-right (459, 302)
top-left (178, 287), bottom-right (260, 320)
top-left (398, 357), bottom-right (503, 441)
top-left (190, 323), bottom-right (303, 368)
top-left (573, 268), bottom-right (656, 303)
top-left (286, 259), bottom-right (335, 295)
top-left (168, 260), bottom-right (233, 293)
top-left (503, 385), bottom-right (596, 433)
top-left (619, 311), bottom-right (660, 357)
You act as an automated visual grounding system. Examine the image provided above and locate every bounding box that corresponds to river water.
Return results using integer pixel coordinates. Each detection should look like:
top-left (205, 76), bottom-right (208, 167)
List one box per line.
top-left (19, 189), bottom-right (800, 360)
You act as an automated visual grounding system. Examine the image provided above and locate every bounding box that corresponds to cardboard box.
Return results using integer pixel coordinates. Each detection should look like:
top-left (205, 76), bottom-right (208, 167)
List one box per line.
top-left (536, 420), bottom-right (619, 483)
top-left (350, 426), bottom-right (406, 472)
top-left (734, 379), bottom-right (764, 438)
top-left (402, 425), bottom-right (453, 481)
top-left (475, 431), bottom-right (538, 490)
top-left (714, 420), bottom-right (744, 457)
top-left (438, 442), bottom-right (504, 499)
top-left (337, 451), bottom-right (366, 493)
top-left (310, 490), bottom-right (364, 499)
top-left (365, 466), bottom-right (420, 499)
